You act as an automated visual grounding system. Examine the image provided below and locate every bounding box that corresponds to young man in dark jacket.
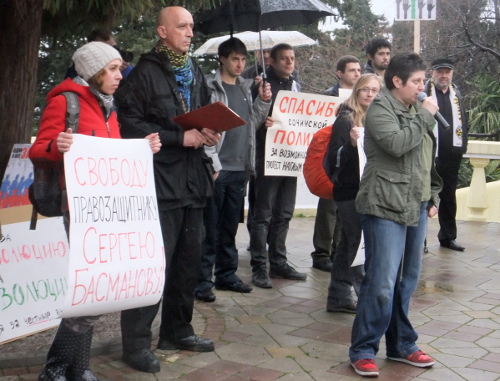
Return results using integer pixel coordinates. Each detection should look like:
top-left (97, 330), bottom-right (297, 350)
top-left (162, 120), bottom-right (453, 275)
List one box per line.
top-left (249, 43), bottom-right (306, 289)
top-left (115, 6), bottom-right (220, 374)
top-left (196, 37), bottom-right (271, 302)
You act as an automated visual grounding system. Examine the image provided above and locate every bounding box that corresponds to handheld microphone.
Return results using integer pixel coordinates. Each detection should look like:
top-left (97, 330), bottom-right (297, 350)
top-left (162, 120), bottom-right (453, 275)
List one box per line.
top-left (417, 92), bottom-right (450, 128)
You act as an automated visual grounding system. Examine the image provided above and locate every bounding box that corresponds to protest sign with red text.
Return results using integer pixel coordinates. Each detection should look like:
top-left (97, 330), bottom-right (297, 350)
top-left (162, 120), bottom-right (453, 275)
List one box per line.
top-left (62, 135), bottom-right (165, 318)
top-left (0, 144), bottom-right (67, 344)
top-left (0, 218), bottom-right (68, 343)
top-left (265, 91), bottom-right (346, 177)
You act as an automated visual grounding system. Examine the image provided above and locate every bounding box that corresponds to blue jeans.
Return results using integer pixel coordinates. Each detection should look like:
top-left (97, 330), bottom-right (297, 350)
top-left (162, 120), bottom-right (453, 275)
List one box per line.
top-left (198, 170), bottom-right (247, 291)
top-left (349, 202), bottom-right (428, 362)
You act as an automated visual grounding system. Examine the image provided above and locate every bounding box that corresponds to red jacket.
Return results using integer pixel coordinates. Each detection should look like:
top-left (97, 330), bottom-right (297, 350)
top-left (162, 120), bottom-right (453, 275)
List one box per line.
top-left (30, 78), bottom-right (121, 165)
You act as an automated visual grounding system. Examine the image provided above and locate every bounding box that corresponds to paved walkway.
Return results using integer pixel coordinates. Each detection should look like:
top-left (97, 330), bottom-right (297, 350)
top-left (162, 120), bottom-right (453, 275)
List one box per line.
top-left (1, 217), bottom-right (500, 380)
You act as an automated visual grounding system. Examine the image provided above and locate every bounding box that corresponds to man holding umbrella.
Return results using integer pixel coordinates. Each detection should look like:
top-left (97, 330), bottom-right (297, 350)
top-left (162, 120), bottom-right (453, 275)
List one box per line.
top-left (193, 0), bottom-right (335, 287)
top-left (249, 43), bottom-right (306, 288)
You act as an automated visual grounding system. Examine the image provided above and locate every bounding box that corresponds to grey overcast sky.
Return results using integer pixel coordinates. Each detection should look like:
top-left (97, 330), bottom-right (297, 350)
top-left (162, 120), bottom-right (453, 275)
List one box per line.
top-left (320, 0), bottom-right (397, 31)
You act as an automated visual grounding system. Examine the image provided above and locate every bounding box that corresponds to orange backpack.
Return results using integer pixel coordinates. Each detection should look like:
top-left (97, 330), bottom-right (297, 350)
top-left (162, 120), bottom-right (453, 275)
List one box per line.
top-left (303, 125), bottom-right (334, 199)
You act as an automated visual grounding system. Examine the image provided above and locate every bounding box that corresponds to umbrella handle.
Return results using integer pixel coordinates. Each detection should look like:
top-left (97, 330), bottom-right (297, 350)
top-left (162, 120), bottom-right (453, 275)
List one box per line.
top-left (258, 27), bottom-right (267, 85)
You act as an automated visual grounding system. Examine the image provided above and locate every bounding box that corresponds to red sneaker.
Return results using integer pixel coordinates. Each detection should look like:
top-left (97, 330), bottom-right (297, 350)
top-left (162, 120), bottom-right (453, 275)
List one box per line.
top-left (388, 350), bottom-right (434, 367)
top-left (350, 358), bottom-right (379, 377)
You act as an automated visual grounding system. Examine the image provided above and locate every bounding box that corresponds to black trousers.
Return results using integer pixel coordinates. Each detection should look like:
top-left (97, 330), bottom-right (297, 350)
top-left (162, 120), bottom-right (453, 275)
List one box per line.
top-left (249, 171), bottom-right (297, 272)
top-left (310, 197), bottom-right (341, 262)
top-left (435, 154), bottom-right (462, 243)
top-left (198, 171), bottom-right (247, 292)
top-left (121, 207), bottom-right (204, 353)
top-left (327, 199), bottom-right (364, 309)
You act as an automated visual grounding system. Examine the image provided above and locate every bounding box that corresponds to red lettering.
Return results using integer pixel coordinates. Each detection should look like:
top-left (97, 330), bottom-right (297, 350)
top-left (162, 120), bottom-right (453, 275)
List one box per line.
top-left (109, 158), bottom-right (119, 185)
top-left (130, 161), bottom-right (143, 188)
top-left (74, 157), bottom-right (86, 185)
top-left (136, 269), bottom-right (146, 296)
top-left (288, 98), bottom-right (297, 113)
top-left (84, 276), bottom-right (96, 304)
top-left (274, 130), bottom-right (286, 144)
top-left (295, 100), bottom-right (305, 114)
top-left (108, 272), bottom-right (121, 300)
top-left (87, 157), bottom-right (98, 185)
top-left (120, 160), bottom-right (131, 186)
top-left (83, 227), bottom-right (97, 264)
top-left (95, 273), bottom-right (108, 302)
top-left (71, 268), bottom-right (89, 306)
top-left (98, 233), bottom-right (108, 263)
top-left (306, 100), bottom-right (316, 115)
top-left (279, 96), bottom-right (290, 113)
top-left (315, 102), bottom-right (326, 116)
top-left (325, 102), bottom-right (337, 118)
top-left (127, 232), bottom-right (137, 259)
top-left (97, 158), bottom-right (109, 186)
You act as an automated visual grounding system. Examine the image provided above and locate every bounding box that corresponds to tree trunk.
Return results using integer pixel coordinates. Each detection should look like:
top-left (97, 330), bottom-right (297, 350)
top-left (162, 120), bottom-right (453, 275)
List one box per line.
top-left (0, 0), bottom-right (43, 180)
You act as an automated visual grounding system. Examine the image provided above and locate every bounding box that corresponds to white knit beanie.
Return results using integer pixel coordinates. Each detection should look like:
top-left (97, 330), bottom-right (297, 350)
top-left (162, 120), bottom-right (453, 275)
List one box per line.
top-left (72, 41), bottom-right (122, 81)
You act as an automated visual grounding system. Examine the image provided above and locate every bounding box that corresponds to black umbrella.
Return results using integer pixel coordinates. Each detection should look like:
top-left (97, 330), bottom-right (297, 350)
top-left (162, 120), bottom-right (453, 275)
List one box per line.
top-left (194, 0), bottom-right (335, 78)
top-left (195, 0), bottom-right (335, 35)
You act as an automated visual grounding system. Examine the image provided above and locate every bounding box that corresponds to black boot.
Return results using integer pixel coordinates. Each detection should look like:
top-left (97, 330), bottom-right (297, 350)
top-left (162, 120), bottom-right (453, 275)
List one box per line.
top-left (39, 321), bottom-right (98, 381)
top-left (39, 322), bottom-right (74, 381)
top-left (67, 326), bottom-right (99, 381)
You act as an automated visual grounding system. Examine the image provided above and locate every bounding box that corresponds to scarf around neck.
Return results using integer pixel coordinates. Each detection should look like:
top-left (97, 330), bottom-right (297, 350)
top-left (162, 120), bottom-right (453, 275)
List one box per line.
top-left (156, 41), bottom-right (193, 112)
top-left (73, 75), bottom-right (115, 118)
top-left (428, 80), bottom-right (463, 155)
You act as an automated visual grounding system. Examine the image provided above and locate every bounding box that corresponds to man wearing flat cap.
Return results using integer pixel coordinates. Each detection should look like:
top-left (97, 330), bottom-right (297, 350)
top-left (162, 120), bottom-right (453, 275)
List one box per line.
top-left (424, 58), bottom-right (469, 251)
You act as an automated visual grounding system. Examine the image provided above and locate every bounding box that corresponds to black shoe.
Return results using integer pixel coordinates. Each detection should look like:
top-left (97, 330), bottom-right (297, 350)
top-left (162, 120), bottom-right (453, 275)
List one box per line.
top-left (158, 335), bottom-right (214, 352)
top-left (312, 259), bottom-right (333, 272)
top-left (215, 281), bottom-right (253, 293)
top-left (327, 301), bottom-right (357, 314)
top-left (270, 263), bottom-right (307, 280)
top-left (440, 240), bottom-right (465, 252)
top-left (252, 268), bottom-right (272, 288)
top-left (122, 348), bottom-right (160, 373)
top-left (195, 288), bottom-right (216, 302)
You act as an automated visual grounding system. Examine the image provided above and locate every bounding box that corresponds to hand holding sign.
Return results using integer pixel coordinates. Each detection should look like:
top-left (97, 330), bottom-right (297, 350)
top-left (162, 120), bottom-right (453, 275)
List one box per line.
top-left (62, 135), bottom-right (165, 318)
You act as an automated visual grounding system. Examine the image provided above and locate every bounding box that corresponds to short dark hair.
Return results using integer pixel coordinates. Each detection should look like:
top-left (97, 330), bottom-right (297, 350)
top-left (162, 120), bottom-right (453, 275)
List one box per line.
top-left (365, 36), bottom-right (391, 57)
top-left (270, 43), bottom-right (293, 60)
top-left (218, 37), bottom-right (247, 63)
top-left (87, 29), bottom-right (114, 43)
top-left (336, 55), bottom-right (360, 73)
top-left (384, 53), bottom-right (427, 91)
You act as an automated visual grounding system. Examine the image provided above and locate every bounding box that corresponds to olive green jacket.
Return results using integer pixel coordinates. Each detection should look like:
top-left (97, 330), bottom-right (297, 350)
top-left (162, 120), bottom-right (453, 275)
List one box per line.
top-left (355, 87), bottom-right (443, 226)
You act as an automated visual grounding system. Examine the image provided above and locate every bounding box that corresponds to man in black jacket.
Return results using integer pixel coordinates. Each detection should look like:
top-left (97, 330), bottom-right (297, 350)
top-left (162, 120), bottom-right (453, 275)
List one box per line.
top-left (424, 58), bottom-right (468, 251)
top-left (249, 43), bottom-right (307, 289)
top-left (115, 6), bottom-right (220, 373)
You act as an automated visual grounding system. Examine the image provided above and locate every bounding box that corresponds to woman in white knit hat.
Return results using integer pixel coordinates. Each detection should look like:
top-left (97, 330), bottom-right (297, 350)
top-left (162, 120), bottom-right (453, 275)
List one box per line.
top-left (30, 41), bottom-right (160, 381)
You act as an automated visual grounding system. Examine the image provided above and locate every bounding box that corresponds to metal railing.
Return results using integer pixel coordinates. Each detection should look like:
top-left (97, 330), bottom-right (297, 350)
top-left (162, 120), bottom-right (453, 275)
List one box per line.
top-left (469, 130), bottom-right (500, 141)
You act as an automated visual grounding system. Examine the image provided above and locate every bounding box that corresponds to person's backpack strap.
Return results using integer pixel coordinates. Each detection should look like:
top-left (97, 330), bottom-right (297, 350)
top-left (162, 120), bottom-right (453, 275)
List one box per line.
top-left (29, 92), bottom-right (79, 229)
top-left (61, 91), bottom-right (79, 133)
